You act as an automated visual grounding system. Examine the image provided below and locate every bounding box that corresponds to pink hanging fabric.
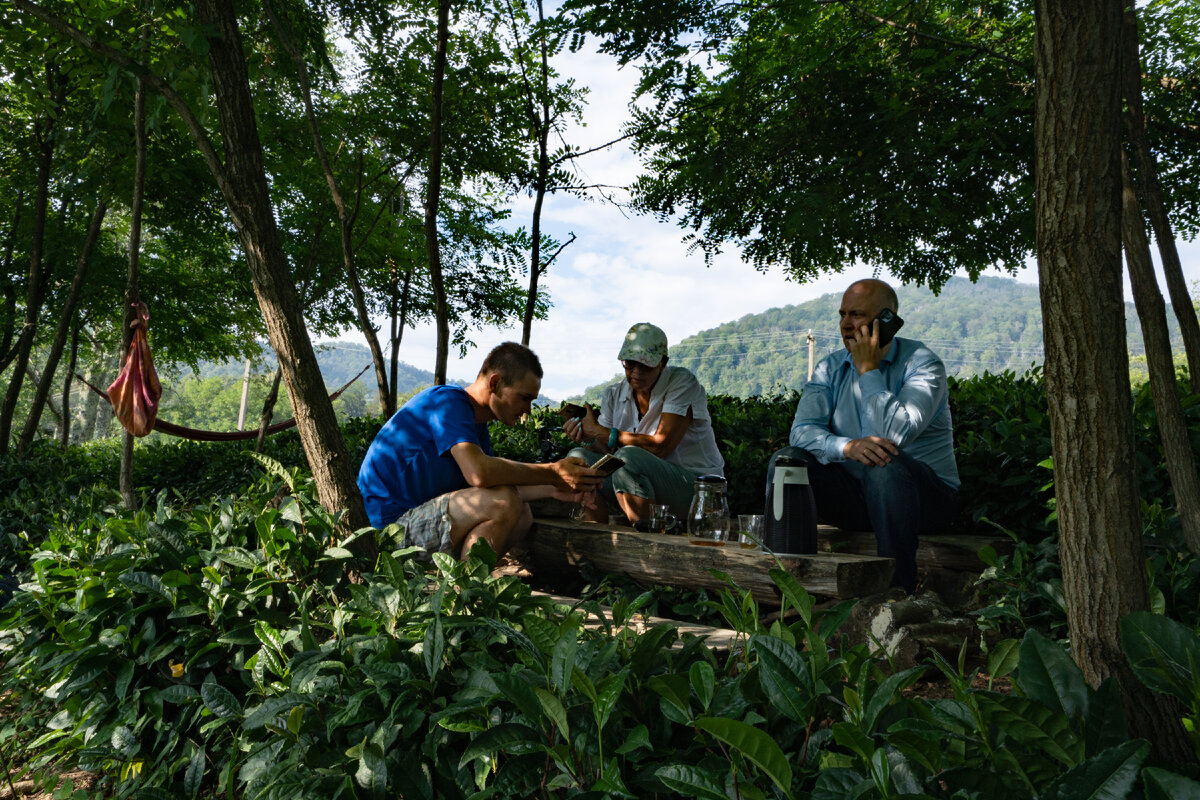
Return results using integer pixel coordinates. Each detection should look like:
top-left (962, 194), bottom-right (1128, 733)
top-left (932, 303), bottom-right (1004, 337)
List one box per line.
top-left (107, 302), bottom-right (162, 437)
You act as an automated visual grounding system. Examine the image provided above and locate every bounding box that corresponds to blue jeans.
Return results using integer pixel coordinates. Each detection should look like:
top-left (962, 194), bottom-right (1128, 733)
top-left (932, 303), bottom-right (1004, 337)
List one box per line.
top-left (766, 446), bottom-right (958, 593)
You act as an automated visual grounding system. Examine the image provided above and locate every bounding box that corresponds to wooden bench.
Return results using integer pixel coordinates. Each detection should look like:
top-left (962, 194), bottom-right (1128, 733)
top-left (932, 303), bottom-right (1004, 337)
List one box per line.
top-left (527, 518), bottom-right (894, 603)
top-left (817, 524), bottom-right (1013, 571)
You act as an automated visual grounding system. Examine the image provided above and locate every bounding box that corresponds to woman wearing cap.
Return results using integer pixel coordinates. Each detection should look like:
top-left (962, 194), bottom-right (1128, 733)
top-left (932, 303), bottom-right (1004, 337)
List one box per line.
top-left (563, 322), bottom-right (724, 524)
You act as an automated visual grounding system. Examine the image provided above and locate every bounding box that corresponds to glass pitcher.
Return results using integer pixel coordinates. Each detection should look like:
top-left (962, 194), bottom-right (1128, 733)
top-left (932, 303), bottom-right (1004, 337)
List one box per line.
top-left (687, 474), bottom-right (731, 544)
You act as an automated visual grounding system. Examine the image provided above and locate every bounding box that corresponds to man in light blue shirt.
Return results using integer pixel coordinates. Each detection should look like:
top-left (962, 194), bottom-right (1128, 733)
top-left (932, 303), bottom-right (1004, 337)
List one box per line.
top-left (769, 279), bottom-right (959, 592)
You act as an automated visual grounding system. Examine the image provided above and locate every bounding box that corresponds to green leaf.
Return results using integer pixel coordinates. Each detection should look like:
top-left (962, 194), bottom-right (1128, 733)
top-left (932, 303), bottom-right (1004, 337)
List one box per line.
top-left (1040, 740), bottom-right (1148, 800)
top-left (424, 612), bottom-right (444, 681)
top-left (615, 724), bottom-right (650, 755)
top-left (1016, 629), bottom-right (1088, 719)
top-left (115, 660), bottom-right (135, 702)
top-left (654, 764), bottom-right (729, 800)
top-left (119, 571), bottom-right (175, 606)
top-left (200, 677), bottom-right (242, 719)
top-left (158, 685), bottom-right (199, 704)
top-left (769, 568), bottom-right (813, 628)
top-left (458, 723), bottom-right (542, 769)
top-left (184, 747), bottom-right (205, 798)
top-left (1120, 611), bottom-right (1200, 706)
top-left (212, 547), bottom-right (262, 571)
top-left (810, 767), bottom-right (868, 800)
top-left (354, 742), bottom-right (387, 792)
top-left (695, 717), bottom-right (792, 794)
top-left (551, 625), bottom-right (579, 693)
top-left (689, 661), bottom-right (715, 711)
top-left (987, 638), bottom-right (1022, 680)
top-left (751, 635), bottom-right (812, 722)
top-left (1142, 766), bottom-right (1200, 800)
top-left (534, 687), bottom-right (569, 740)
top-left (111, 725), bottom-right (138, 758)
top-left (243, 695), bottom-right (304, 730)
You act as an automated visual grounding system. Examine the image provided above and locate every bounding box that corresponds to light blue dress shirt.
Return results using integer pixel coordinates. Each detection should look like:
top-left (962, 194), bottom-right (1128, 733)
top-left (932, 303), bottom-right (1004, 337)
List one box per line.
top-left (789, 337), bottom-right (960, 489)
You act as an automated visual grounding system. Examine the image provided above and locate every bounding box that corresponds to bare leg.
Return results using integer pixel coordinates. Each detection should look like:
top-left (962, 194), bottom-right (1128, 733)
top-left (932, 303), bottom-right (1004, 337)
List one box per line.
top-left (617, 492), bottom-right (654, 523)
top-left (447, 486), bottom-right (525, 559)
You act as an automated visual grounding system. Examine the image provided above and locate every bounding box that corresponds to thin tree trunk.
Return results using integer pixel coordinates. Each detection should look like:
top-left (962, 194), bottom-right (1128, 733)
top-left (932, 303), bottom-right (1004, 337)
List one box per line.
top-left (265, 1), bottom-right (392, 414)
top-left (388, 263), bottom-right (413, 418)
top-left (194, 0), bottom-right (367, 530)
top-left (14, 0), bottom-right (368, 530)
top-left (1034, 0), bottom-right (1193, 763)
top-left (520, 0), bottom-right (551, 346)
top-left (1120, 5), bottom-right (1200, 390)
top-left (254, 367), bottom-right (283, 454)
top-left (426, 0), bottom-right (451, 385)
top-left (118, 77), bottom-right (148, 511)
top-left (59, 322), bottom-right (81, 446)
top-left (18, 198), bottom-right (108, 456)
top-left (0, 65), bottom-right (63, 454)
top-left (0, 196), bottom-right (23, 370)
top-left (1122, 156), bottom-right (1200, 552)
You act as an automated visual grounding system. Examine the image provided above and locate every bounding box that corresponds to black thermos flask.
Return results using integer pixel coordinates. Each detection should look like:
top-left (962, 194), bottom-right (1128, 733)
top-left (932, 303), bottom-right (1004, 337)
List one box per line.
top-left (763, 453), bottom-right (818, 554)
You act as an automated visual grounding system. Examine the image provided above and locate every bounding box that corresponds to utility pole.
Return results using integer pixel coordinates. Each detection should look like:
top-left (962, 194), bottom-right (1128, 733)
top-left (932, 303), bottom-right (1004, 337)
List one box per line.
top-left (806, 330), bottom-right (815, 381)
top-left (237, 358), bottom-right (251, 430)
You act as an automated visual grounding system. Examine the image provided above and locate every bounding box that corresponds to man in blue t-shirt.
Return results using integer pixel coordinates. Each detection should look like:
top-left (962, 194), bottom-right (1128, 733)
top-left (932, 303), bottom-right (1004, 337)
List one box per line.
top-left (767, 279), bottom-right (959, 593)
top-left (358, 342), bottom-right (601, 558)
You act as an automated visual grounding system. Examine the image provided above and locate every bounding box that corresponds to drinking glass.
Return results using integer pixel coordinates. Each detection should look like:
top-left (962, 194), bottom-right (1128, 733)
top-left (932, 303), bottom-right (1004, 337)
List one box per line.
top-left (736, 514), bottom-right (764, 548)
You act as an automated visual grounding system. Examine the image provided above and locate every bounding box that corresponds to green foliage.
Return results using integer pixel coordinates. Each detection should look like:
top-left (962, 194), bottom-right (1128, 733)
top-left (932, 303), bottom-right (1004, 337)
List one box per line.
top-left (4, 451), bottom-right (1200, 797)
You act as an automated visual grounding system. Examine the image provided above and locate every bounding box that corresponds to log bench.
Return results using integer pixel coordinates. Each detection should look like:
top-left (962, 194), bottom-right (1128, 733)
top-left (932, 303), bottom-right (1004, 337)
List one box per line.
top-left (527, 517), bottom-right (894, 603)
top-left (817, 524), bottom-right (1013, 571)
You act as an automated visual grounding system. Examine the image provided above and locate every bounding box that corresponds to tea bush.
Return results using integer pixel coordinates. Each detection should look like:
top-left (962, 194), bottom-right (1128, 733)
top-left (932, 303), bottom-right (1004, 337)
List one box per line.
top-left (2, 464), bottom-right (1198, 797)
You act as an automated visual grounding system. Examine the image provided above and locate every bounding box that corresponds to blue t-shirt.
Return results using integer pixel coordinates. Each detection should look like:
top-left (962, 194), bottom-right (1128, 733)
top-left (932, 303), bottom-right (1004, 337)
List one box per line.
top-left (357, 385), bottom-right (492, 527)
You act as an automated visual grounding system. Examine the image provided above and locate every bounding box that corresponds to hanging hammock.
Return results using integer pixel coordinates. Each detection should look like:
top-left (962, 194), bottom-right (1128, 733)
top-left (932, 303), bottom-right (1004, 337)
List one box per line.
top-left (77, 364), bottom-right (370, 442)
top-left (79, 305), bottom-right (371, 442)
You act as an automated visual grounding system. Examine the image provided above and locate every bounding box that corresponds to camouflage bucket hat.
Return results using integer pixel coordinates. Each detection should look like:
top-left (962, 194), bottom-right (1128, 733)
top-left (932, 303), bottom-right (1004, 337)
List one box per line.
top-left (618, 323), bottom-right (668, 367)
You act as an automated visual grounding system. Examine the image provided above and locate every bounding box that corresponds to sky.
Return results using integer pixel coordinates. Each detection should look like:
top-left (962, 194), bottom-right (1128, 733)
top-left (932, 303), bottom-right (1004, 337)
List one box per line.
top-left (346, 40), bottom-right (1200, 402)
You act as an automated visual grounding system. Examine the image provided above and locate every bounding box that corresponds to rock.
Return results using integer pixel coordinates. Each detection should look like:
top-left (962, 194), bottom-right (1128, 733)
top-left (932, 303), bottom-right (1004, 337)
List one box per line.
top-left (847, 589), bottom-right (978, 669)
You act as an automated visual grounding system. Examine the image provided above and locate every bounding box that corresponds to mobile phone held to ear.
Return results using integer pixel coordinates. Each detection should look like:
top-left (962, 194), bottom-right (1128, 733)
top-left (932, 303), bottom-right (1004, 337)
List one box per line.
top-left (873, 308), bottom-right (904, 348)
top-left (559, 402), bottom-right (588, 419)
top-left (590, 453), bottom-right (625, 476)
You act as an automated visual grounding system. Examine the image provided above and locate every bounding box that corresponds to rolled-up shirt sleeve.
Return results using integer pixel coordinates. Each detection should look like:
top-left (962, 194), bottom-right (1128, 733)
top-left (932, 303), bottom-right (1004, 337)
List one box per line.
top-left (789, 359), bottom-right (853, 463)
top-left (857, 350), bottom-right (947, 447)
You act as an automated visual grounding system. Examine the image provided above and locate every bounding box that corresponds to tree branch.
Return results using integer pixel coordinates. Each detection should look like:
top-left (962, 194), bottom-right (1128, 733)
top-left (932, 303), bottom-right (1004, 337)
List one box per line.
top-left (11, 0), bottom-right (230, 193)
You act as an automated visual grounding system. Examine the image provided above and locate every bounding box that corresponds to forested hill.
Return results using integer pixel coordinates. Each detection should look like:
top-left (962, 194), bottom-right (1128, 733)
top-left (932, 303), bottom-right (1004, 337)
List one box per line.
top-left (577, 276), bottom-right (1184, 400)
top-left (192, 342), bottom-right (437, 395)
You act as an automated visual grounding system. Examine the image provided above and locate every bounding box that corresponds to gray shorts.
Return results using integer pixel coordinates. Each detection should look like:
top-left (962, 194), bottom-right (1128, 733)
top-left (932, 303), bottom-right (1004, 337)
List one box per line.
top-left (385, 494), bottom-right (454, 554)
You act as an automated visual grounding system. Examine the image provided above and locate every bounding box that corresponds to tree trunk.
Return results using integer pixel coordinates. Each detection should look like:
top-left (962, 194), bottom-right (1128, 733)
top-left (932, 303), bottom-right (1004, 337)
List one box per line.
top-left (254, 366), bottom-right (283, 454)
top-left (520, 0), bottom-right (551, 347)
top-left (388, 263), bottom-right (413, 418)
top-left (265, 1), bottom-right (392, 414)
top-left (194, 0), bottom-right (366, 529)
top-left (1122, 157), bottom-right (1200, 552)
top-left (1120, 5), bottom-right (1200, 390)
top-left (425, 0), bottom-right (451, 385)
top-left (0, 196), bottom-right (22, 371)
top-left (1034, 0), bottom-right (1193, 763)
top-left (18, 198), bottom-right (108, 456)
top-left (0, 65), bottom-right (63, 454)
top-left (118, 77), bottom-right (147, 511)
top-left (59, 322), bottom-right (81, 446)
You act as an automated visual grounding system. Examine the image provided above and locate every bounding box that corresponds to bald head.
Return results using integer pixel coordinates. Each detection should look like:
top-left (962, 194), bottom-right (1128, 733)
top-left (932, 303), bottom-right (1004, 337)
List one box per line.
top-left (845, 279), bottom-right (898, 312)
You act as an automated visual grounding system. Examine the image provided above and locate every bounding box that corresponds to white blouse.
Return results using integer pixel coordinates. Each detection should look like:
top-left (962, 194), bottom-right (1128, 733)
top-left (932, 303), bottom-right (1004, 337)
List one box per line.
top-left (599, 365), bottom-right (725, 476)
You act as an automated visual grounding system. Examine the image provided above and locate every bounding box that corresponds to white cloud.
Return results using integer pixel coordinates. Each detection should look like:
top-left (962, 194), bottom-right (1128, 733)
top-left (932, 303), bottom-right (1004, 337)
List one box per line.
top-left (340, 36), bottom-right (1200, 402)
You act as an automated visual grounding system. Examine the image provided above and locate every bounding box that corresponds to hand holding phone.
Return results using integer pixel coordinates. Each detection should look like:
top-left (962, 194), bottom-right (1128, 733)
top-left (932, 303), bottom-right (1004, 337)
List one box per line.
top-left (590, 453), bottom-right (625, 477)
top-left (872, 308), bottom-right (904, 348)
top-left (559, 402), bottom-right (588, 419)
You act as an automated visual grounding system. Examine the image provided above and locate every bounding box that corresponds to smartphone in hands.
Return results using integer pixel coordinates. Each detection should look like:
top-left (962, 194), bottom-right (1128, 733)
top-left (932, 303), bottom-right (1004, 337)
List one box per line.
top-left (872, 308), bottom-right (904, 348)
top-left (559, 402), bottom-right (588, 419)
top-left (590, 453), bottom-right (625, 476)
